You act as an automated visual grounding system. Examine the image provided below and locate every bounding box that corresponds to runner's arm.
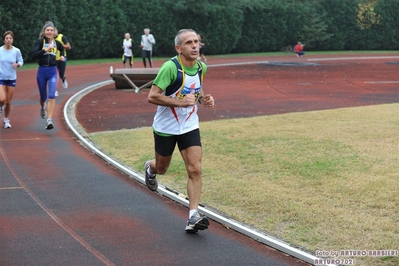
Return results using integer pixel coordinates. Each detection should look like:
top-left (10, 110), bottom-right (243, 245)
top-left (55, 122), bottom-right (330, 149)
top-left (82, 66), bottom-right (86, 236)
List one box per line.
top-left (62, 36), bottom-right (71, 50)
top-left (31, 39), bottom-right (45, 59)
top-left (148, 85), bottom-right (195, 107)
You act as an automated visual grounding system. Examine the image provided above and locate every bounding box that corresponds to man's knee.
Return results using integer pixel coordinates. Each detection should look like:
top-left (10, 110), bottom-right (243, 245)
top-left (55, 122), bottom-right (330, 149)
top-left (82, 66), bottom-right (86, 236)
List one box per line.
top-left (186, 162), bottom-right (202, 178)
top-left (155, 164), bottom-right (169, 175)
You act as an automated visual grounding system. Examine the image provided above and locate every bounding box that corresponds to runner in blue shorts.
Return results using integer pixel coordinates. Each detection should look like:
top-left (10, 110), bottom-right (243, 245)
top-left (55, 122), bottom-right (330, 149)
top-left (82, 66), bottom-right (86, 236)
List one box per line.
top-left (0, 31), bottom-right (23, 129)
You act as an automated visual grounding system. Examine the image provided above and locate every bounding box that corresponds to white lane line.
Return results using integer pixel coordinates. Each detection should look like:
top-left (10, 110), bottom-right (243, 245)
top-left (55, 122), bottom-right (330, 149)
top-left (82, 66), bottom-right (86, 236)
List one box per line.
top-left (364, 81), bottom-right (399, 84)
top-left (208, 61), bottom-right (269, 67)
top-left (308, 56), bottom-right (399, 61)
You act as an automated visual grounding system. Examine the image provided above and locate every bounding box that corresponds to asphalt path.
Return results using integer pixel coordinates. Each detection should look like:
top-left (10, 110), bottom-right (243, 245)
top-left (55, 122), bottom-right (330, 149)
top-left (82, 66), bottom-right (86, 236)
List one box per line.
top-left (0, 60), bottom-right (310, 265)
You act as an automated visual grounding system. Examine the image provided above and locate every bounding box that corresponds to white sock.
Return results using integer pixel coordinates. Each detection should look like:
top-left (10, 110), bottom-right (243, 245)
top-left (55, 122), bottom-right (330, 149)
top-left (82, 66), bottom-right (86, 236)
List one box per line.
top-left (189, 209), bottom-right (199, 219)
top-left (147, 168), bottom-right (155, 178)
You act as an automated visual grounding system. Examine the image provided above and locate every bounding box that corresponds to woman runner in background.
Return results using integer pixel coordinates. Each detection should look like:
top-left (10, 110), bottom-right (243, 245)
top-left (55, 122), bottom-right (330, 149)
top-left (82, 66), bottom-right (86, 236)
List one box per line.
top-left (0, 30), bottom-right (24, 129)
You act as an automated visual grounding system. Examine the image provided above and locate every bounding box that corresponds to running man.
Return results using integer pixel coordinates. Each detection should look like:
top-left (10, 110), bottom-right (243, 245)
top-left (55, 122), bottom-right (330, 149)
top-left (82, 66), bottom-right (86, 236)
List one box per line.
top-left (145, 29), bottom-right (215, 233)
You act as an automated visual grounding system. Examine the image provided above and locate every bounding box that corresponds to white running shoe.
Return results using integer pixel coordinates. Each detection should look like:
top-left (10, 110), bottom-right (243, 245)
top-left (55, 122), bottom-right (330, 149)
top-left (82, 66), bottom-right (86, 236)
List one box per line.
top-left (4, 119), bottom-right (11, 129)
top-left (185, 211), bottom-right (209, 233)
top-left (45, 118), bottom-right (54, 130)
top-left (63, 78), bottom-right (68, 89)
top-left (144, 160), bottom-right (158, 191)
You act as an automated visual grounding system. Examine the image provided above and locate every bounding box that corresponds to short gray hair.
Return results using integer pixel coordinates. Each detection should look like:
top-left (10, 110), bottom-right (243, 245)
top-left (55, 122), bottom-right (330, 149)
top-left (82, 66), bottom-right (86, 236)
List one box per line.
top-left (174, 29), bottom-right (197, 46)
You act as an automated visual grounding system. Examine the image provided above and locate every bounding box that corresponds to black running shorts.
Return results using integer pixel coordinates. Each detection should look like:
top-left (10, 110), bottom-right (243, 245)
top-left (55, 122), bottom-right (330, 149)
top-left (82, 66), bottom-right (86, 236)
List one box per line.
top-left (154, 128), bottom-right (202, 157)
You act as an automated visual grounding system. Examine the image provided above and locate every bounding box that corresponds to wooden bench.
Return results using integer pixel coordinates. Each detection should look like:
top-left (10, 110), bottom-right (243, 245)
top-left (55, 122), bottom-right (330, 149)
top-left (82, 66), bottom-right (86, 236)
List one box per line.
top-left (110, 67), bottom-right (159, 92)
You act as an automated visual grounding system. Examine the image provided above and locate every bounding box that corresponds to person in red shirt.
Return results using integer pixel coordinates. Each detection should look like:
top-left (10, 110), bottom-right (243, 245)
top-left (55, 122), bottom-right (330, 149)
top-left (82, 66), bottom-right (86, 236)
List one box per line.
top-left (294, 42), bottom-right (305, 57)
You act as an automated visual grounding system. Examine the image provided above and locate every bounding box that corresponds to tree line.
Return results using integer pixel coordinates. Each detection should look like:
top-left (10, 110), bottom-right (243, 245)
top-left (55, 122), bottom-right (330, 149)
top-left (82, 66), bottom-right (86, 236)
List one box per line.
top-left (0, 0), bottom-right (397, 62)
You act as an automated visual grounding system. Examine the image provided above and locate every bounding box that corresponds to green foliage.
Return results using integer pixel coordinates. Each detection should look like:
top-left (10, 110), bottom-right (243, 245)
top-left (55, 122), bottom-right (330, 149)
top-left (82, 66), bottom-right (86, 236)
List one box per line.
top-left (298, 4), bottom-right (333, 49)
top-left (371, 0), bottom-right (399, 50)
top-left (0, 0), bottom-right (397, 62)
top-left (127, 0), bottom-right (178, 57)
top-left (357, 0), bottom-right (382, 30)
top-left (317, 0), bottom-right (360, 50)
top-left (166, 0), bottom-right (245, 54)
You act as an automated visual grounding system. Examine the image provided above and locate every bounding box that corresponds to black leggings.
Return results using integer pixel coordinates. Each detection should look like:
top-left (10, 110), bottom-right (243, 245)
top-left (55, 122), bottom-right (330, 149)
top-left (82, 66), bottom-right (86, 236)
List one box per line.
top-left (142, 50), bottom-right (153, 68)
top-left (56, 60), bottom-right (67, 80)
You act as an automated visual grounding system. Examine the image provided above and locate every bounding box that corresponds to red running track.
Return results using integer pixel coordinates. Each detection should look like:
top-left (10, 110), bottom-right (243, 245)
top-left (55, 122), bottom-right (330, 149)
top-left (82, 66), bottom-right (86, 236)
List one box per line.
top-left (1, 54), bottom-right (398, 265)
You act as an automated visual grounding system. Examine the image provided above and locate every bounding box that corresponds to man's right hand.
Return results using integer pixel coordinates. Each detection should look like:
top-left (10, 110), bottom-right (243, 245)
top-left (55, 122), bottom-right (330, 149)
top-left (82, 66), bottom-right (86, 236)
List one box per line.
top-left (181, 91), bottom-right (196, 106)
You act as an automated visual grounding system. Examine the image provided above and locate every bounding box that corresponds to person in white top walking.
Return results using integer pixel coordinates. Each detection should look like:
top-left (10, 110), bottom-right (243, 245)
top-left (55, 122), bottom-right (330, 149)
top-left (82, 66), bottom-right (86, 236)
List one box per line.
top-left (0, 31), bottom-right (23, 129)
top-left (140, 28), bottom-right (156, 68)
